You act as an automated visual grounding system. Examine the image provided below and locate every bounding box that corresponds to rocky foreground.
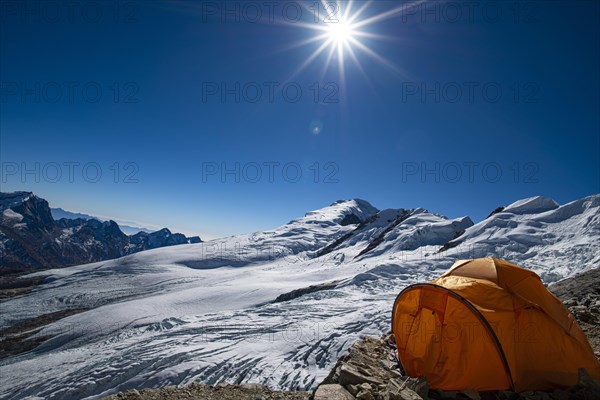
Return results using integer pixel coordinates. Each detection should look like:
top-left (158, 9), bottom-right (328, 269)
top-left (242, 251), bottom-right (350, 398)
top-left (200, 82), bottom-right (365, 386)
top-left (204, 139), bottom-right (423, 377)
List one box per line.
top-left (107, 268), bottom-right (600, 400)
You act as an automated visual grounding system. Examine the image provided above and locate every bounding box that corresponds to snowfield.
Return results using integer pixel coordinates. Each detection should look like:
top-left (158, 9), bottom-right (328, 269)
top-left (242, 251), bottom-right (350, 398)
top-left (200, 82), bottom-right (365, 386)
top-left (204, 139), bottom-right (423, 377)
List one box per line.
top-left (0, 195), bottom-right (599, 399)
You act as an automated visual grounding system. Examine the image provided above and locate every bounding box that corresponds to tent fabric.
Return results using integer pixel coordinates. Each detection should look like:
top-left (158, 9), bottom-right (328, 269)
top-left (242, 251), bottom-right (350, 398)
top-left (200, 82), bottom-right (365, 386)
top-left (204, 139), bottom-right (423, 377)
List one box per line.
top-left (391, 257), bottom-right (600, 392)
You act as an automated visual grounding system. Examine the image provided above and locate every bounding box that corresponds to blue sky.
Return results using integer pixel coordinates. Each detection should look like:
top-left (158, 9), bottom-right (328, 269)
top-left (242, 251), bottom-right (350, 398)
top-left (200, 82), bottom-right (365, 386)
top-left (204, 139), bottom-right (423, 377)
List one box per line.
top-left (1, 1), bottom-right (599, 240)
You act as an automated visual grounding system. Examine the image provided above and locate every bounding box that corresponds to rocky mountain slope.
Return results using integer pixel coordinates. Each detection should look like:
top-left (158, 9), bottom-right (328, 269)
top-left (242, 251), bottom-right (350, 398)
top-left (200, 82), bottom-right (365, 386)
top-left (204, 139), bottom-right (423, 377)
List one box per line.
top-left (0, 194), bottom-right (598, 399)
top-left (550, 267), bottom-right (600, 358)
top-left (0, 192), bottom-right (201, 272)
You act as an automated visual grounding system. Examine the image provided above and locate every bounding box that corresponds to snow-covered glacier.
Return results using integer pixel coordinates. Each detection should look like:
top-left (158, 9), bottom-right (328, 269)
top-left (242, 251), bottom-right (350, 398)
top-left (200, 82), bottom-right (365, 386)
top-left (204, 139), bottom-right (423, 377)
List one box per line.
top-left (0, 195), bottom-right (598, 399)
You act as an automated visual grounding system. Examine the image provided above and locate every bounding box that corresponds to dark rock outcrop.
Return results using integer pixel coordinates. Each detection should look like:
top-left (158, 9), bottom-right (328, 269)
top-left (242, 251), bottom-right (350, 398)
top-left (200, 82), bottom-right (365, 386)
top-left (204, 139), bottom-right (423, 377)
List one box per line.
top-left (273, 281), bottom-right (340, 303)
top-left (340, 214), bottom-right (362, 226)
top-left (486, 206), bottom-right (506, 219)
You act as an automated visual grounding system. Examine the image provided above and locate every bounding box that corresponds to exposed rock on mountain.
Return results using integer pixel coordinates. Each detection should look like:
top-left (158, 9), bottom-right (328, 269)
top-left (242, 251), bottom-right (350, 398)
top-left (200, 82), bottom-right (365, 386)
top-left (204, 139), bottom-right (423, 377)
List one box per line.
top-left (550, 268), bottom-right (600, 358)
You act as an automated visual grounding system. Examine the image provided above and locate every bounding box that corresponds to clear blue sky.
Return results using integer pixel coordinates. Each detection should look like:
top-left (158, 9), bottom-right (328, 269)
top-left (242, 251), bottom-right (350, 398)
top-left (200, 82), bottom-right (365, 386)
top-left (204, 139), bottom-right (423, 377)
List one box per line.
top-left (1, 1), bottom-right (599, 240)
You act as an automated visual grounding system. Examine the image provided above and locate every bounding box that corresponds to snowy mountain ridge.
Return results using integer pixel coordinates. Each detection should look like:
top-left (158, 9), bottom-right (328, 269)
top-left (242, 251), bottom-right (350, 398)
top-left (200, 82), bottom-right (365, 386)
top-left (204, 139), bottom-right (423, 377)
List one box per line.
top-left (50, 208), bottom-right (154, 235)
top-left (0, 194), bottom-right (598, 399)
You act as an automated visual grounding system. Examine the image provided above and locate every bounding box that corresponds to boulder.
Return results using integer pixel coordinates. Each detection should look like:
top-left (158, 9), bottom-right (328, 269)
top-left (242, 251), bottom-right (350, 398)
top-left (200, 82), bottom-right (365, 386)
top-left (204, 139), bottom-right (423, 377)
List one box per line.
top-left (383, 381), bottom-right (423, 400)
top-left (313, 384), bottom-right (355, 400)
top-left (338, 363), bottom-right (383, 386)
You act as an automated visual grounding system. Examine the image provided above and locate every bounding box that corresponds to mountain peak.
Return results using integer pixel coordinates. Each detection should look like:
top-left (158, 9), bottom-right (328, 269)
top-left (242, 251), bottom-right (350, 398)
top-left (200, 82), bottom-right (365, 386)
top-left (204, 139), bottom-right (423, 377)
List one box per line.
top-left (503, 196), bottom-right (559, 215)
top-left (330, 198), bottom-right (375, 208)
top-left (301, 199), bottom-right (379, 226)
top-left (0, 191), bottom-right (36, 211)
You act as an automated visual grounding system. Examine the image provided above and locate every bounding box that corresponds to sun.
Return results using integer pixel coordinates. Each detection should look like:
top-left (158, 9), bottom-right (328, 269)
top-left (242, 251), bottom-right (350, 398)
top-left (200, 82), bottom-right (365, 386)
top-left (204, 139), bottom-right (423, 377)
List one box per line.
top-left (327, 19), bottom-right (355, 48)
top-left (283, 0), bottom-right (424, 97)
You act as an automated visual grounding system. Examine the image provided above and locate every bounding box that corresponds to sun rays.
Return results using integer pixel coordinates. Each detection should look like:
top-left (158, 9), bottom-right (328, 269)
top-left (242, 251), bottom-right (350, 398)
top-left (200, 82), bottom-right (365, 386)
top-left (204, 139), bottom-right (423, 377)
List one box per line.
top-left (282, 0), bottom-right (424, 94)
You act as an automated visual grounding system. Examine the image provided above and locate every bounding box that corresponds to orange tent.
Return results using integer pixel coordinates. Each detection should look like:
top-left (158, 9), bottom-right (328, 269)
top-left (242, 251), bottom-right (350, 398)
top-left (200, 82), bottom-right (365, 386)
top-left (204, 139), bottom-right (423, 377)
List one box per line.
top-left (391, 258), bottom-right (600, 391)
